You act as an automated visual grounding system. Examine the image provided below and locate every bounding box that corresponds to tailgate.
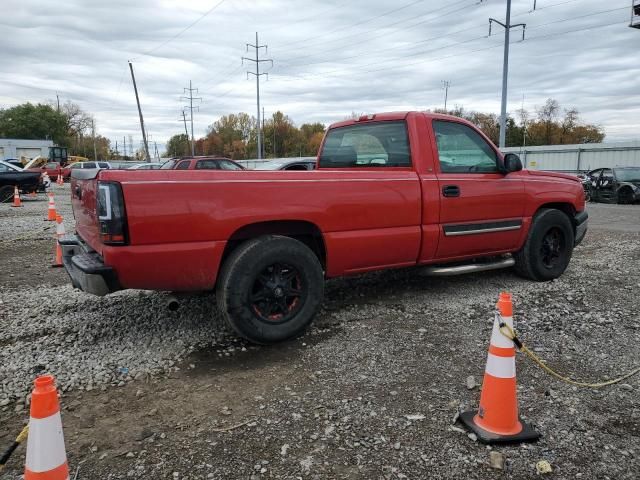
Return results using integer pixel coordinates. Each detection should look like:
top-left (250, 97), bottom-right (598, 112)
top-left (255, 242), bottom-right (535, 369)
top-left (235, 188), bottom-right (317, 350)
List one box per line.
top-left (70, 169), bottom-right (102, 253)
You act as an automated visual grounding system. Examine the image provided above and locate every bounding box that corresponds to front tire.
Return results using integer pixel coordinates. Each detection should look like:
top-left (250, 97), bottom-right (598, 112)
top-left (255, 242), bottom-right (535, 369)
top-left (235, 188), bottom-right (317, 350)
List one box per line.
top-left (514, 209), bottom-right (575, 281)
top-left (216, 235), bottom-right (324, 344)
top-left (617, 187), bottom-right (634, 205)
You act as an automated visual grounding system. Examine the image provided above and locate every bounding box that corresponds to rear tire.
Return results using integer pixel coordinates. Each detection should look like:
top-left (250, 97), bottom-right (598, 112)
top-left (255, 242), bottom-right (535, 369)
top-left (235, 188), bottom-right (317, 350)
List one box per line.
top-left (514, 209), bottom-right (575, 281)
top-left (617, 187), bottom-right (634, 205)
top-left (216, 235), bottom-right (324, 344)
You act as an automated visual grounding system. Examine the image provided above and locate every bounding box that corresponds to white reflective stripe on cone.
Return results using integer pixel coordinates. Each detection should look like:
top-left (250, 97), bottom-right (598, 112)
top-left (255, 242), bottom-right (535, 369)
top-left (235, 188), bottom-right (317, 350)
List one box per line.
top-left (25, 412), bottom-right (67, 472)
top-left (485, 352), bottom-right (516, 379)
top-left (490, 314), bottom-right (515, 349)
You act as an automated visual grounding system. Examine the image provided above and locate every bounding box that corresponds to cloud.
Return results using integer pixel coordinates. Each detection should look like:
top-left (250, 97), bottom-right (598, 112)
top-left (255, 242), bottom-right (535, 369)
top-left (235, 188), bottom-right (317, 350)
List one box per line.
top-left (1, 0), bottom-right (638, 151)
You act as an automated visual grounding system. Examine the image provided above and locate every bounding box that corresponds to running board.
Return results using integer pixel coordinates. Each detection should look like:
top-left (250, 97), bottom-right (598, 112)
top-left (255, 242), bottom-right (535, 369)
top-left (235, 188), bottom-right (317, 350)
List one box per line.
top-left (420, 256), bottom-right (515, 277)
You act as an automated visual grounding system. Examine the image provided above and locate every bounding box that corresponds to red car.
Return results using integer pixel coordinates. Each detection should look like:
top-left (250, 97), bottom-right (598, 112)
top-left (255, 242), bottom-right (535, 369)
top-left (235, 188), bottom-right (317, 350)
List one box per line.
top-left (62, 112), bottom-right (587, 344)
top-left (25, 161), bottom-right (63, 182)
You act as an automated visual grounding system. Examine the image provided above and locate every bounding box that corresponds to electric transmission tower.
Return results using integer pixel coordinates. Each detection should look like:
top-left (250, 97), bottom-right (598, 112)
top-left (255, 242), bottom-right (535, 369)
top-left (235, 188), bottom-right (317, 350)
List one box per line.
top-left (441, 80), bottom-right (451, 112)
top-left (242, 32), bottom-right (272, 160)
top-left (181, 81), bottom-right (201, 156)
top-left (488, 0), bottom-right (526, 149)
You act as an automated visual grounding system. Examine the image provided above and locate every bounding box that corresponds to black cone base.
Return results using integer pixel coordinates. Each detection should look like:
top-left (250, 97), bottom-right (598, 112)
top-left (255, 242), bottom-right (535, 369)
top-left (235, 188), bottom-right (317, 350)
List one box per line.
top-left (458, 411), bottom-right (540, 444)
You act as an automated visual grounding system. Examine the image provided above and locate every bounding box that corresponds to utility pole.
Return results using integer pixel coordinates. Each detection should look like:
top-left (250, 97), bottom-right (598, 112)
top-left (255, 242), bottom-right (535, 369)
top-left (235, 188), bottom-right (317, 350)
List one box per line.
top-left (489, 1), bottom-right (526, 149)
top-left (242, 32), bottom-right (272, 160)
top-left (441, 80), bottom-right (451, 112)
top-left (56, 93), bottom-right (60, 112)
top-left (262, 106), bottom-right (266, 158)
top-left (128, 61), bottom-right (151, 161)
top-left (91, 119), bottom-right (97, 161)
top-left (181, 81), bottom-right (201, 156)
top-left (123, 136), bottom-right (127, 159)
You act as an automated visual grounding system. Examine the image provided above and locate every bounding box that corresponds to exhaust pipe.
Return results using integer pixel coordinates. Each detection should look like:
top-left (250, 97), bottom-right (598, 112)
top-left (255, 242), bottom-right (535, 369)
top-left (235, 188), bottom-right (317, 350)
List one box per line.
top-left (166, 295), bottom-right (180, 312)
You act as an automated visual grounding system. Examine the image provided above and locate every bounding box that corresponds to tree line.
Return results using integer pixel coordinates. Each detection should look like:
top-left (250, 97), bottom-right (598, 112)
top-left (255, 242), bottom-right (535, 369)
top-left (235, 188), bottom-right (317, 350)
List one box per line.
top-left (166, 111), bottom-right (325, 159)
top-left (0, 102), bottom-right (116, 160)
top-left (1, 98), bottom-right (605, 163)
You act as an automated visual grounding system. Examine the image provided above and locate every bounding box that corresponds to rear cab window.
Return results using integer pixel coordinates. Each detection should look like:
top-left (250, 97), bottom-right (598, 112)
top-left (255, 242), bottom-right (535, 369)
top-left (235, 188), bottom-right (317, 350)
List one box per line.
top-left (319, 121), bottom-right (411, 168)
top-left (195, 160), bottom-right (220, 170)
top-left (175, 161), bottom-right (191, 170)
top-left (433, 121), bottom-right (498, 173)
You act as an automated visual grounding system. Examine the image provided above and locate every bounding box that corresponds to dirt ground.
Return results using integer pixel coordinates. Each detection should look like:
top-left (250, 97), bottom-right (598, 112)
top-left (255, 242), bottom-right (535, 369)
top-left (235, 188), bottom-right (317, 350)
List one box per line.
top-left (1, 192), bottom-right (639, 479)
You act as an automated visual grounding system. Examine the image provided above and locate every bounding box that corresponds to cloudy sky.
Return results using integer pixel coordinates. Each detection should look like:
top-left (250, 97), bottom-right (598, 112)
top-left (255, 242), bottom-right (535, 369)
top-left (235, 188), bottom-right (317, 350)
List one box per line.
top-left (2, 0), bottom-right (638, 152)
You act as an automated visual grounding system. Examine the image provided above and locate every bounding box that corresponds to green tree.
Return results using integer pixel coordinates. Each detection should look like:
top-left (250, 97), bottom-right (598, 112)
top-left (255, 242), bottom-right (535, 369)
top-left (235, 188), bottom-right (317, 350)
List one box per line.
top-left (165, 134), bottom-right (190, 157)
top-left (0, 103), bottom-right (68, 145)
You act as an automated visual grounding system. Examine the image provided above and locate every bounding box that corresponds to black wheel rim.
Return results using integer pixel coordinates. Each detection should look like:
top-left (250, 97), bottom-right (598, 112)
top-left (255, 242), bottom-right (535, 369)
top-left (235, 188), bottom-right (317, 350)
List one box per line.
top-left (250, 263), bottom-right (305, 324)
top-left (540, 227), bottom-right (565, 269)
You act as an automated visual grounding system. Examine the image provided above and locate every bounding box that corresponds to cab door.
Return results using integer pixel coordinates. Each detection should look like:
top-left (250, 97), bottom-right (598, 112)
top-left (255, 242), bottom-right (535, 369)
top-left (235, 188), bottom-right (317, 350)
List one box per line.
top-left (430, 120), bottom-right (525, 260)
top-left (596, 168), bottom-right (616, 203)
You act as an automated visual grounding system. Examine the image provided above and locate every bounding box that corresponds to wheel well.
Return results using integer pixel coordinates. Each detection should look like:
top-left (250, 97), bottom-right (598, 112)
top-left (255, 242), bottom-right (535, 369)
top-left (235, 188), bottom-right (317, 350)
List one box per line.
top-left (536, 202), bottom-right (575, 221)
top-left (221, 220), bottom-right (326, 269)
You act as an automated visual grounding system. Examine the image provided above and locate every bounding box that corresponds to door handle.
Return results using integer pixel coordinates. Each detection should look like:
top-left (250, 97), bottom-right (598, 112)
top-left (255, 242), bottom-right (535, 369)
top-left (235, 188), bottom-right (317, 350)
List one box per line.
top-left (442, 185), bottom-right (460, 197)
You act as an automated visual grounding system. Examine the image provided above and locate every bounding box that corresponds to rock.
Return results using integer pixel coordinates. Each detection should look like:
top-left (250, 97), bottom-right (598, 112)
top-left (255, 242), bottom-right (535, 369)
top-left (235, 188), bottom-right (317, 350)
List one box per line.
top-left (467, 433), bottom-right (478, 442)
top-left (404, 414), bottom-right (426, 421)
top-left (393, 442), bottom-right (401, 450)
top-left (466, 375), bottom-right (476, 390)
top-left (620, 384), bottom-right (633, 391)
top-left (0, 398), bottom-right (10, 407)
top-left (489, 451), bottom-right (505, 470)
top-left (536, 460), bottom-right (552, 474)
top-left (280, 444), bottom-right (290, 456)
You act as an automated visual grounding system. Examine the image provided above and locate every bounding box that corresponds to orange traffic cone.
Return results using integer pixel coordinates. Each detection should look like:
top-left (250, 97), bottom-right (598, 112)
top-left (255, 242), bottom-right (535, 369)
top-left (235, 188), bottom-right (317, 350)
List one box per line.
top-left (11, 186), bottom-right (22, 207)
top-left (47, 193), bottom-right (57, 221)
top-left (52, 215), bottom-right (65, 268)
top-left (24, 375), bottom-right (69, 480)
top-left (56, 173), bottom-right (64, 187)
top-left (459, 292), bottom-right (540, 444)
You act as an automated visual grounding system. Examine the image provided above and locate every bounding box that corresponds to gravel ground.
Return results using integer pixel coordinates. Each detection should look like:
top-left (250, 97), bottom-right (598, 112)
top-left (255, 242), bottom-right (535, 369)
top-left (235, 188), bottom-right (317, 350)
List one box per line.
top-left (1, 190), bottom-right (638, 479)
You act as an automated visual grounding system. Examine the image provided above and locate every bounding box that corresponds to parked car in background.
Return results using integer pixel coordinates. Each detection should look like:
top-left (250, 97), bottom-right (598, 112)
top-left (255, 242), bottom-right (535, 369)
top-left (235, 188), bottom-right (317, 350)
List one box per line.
top-left (160, 156), bottom-right (245, 170)
top-left (24, 160), bottom-right (64, 182)
top-left (0, 160), bottom-right (42, 202)
top-left (584, 167), bottom-right (640, 204)
top-left (253, 157), bottom-right (317, 171)
top-left (4, 158), bottom-right (24, 169)
top-left (127, 162), bottom-right (163, 170)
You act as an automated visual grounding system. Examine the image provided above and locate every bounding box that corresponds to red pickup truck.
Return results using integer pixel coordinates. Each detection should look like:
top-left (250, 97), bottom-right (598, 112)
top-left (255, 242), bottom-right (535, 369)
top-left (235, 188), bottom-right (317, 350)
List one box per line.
top-left (62, 112), bottom-right (587, 343)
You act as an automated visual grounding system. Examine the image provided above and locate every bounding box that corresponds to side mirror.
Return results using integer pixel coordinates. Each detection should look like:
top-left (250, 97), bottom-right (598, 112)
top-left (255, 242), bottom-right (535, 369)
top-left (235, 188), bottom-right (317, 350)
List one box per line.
top-left (503, 153), bottom-right (522, 173)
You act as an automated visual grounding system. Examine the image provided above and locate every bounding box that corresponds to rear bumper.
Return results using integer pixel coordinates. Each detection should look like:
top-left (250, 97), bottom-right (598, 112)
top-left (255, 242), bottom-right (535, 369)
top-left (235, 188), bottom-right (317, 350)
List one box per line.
top-left (60, 235), bottom-right (121, 296)
top-left (574, 211), bottom-right (588, 246)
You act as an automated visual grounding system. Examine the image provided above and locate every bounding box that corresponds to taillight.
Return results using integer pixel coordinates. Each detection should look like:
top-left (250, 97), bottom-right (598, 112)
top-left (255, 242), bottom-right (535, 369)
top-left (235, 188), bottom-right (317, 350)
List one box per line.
top-left (97, 181), bottom-right (127, 245)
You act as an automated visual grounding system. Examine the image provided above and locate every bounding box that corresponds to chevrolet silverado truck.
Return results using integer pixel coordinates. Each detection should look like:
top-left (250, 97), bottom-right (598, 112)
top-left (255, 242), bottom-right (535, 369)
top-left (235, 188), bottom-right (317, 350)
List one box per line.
top-left (61, 112), bottom-right (587, 344)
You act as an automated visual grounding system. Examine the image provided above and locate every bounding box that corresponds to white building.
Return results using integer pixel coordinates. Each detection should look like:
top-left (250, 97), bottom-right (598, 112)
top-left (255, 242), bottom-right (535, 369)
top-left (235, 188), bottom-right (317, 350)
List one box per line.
top-left (0, 138), bottom-right (54, 161)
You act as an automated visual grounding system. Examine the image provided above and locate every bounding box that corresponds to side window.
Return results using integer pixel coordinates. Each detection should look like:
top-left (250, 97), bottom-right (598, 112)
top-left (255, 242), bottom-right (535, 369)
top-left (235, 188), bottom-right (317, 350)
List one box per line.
top-left (599, 169), bottom-right (613, 186)
top-left (84, 162), bottom-right (95, 168)
top-left (195, 160), bottom-right (220, 170)
top-left (284, 164), bottom-right (308, 171)
top-left (99, 163), bottom-right (109, 169)
top-left (175, 161), bottom-right (191, 170)
top-left (0, 164), bottom-right (10, 172)
top-left (433, 121), bottom-right (498, 173)
top-left (319, 121), bottom-right (411, 168)
top-left (218, 160), bottom-right (243, 171)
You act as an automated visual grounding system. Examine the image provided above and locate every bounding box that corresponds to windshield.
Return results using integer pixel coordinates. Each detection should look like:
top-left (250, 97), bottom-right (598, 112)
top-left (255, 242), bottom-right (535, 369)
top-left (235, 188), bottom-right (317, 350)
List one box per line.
top-left (160, 160), bottom-right (176, 169)
top-left (615, 168), bottom-right (640, 182)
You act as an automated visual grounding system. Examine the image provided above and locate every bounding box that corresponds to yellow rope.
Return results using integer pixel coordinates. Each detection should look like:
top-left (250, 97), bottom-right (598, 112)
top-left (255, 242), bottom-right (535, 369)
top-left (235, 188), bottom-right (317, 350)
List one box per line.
top-left (15, 425), bottom-right (29, 444)
top-left (499, 322), bottom-right (640, 388)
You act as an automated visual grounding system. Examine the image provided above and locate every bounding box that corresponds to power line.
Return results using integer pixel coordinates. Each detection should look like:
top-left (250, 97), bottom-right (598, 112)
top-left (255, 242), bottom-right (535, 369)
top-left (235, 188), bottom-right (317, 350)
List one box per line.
top-left (273, 0), bottom-right (428, 51)
top-left (138, 0), bottom-right (228, 57)
top-left (276, 6), bottom-right (628, 80)
top-left (274, 18), bottom-right (627, 83)
top-left (279, 0), bottom-right (473, 62)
